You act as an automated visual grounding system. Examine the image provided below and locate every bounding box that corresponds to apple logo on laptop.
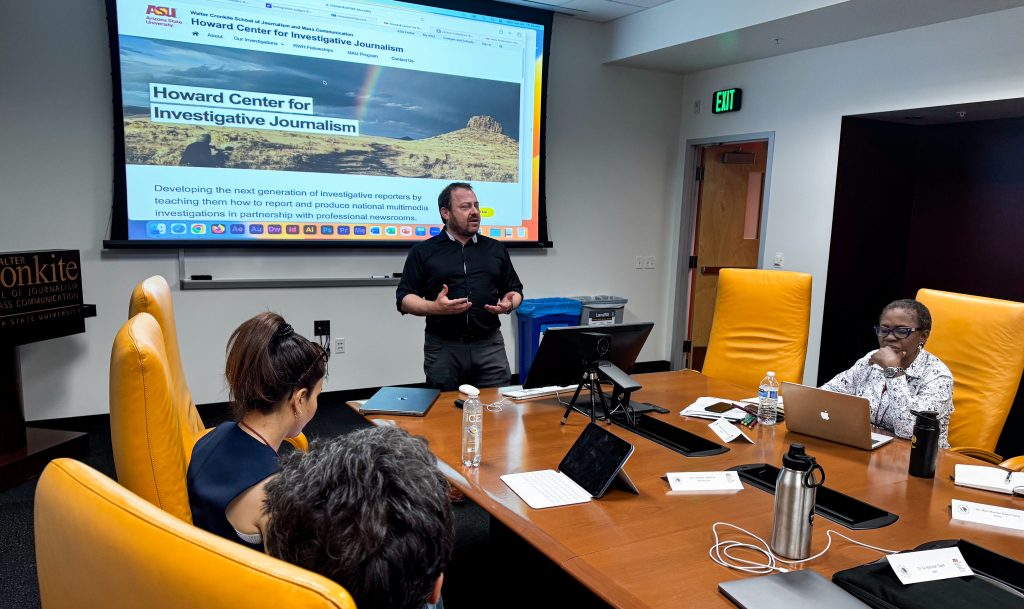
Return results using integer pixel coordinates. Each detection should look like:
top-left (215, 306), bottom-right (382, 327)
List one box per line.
top-left (820, 410), bottom-right (830, 421)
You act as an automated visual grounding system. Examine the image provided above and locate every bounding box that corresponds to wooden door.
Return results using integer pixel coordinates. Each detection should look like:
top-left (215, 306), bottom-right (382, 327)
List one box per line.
top-left (687, 141), bottom-right (768, 369)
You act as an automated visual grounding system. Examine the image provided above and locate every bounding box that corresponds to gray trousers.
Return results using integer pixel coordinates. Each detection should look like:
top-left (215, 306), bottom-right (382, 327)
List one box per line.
top-left (424, 331), bottom-right (511, 391)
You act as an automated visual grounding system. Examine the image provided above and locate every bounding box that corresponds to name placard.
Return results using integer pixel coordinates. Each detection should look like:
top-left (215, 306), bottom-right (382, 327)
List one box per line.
top-left (0, 250), bottom-right (85, 346)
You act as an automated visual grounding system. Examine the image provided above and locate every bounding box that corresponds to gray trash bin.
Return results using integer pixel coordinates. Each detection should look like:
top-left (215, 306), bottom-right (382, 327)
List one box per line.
top-left (570, 295), bottom-right (627, 326)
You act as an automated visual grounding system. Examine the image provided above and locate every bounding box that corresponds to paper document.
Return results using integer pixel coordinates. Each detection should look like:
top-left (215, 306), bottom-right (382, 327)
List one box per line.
top-left (667, 471), bottom-right (743, 492)
top-left (709, 418), bottom-right (754, 444)
top-left (887, 547), bottom-right (974, 585)
top-left (954, 464), bottom-right (1024, 495)
top-left (951, 499), bottom-right (1024, 531)
top-left (680, 397), bottom-right (748, 421)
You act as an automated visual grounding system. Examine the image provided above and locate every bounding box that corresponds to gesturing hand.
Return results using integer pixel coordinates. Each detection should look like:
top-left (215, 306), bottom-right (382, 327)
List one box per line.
top-left (870, 345), bottom-right (905, 369)
top-left (433, 284), bottom-right (471, 315)
top-left (484, 296), bottom-right (513, 315)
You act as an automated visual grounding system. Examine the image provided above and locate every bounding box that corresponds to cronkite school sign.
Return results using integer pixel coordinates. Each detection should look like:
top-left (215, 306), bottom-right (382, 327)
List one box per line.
top-left (0, 249), bottom-right (85, 345)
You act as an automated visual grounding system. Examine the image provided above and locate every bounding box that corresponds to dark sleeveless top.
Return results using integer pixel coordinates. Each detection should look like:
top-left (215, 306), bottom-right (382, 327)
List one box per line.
top-left (186, 421), bottom-right (279, 551)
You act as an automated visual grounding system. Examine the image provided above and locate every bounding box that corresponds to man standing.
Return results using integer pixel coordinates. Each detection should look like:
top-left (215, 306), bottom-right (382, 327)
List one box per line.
top-left (396, 182), bottom-right (523, 390)
top-left (180, 133), bottom-right (216, 167)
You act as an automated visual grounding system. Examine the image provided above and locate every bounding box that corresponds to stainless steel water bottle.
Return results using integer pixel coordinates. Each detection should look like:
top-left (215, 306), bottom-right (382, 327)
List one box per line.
top-left (770, 443), bottom-right (825, 559)
top-left (908, 410), bottom-right (940, 478)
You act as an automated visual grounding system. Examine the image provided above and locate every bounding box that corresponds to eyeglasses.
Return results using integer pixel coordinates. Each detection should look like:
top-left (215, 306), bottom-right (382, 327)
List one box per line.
top-left (873, 325), bottom-right (920, 339)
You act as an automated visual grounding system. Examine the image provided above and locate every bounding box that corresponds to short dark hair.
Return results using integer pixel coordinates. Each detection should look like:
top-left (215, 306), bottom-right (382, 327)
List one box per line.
top-left (437, 182), bottom-right (473, 224)
top-left (264, 427), bottom-right (454, 609)
top-left (881, 299), bottom-right (932, 332)
top-left (224, 312), bottom-right (327, 419)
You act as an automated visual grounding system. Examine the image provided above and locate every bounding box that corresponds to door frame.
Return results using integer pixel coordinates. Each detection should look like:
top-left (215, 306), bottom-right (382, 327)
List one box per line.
top-left (669, 131), bottom-right (776, 370)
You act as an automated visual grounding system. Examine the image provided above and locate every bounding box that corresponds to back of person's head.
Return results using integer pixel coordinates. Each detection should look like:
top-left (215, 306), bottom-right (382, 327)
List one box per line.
top-left (437, 181), bottom-right (472, 224)
top-left (881, 298), bottom-right (933, 331)
top-left (224, 312), bottom-right (326, 420)
top-left (264, 426), bottom-right (454, 609)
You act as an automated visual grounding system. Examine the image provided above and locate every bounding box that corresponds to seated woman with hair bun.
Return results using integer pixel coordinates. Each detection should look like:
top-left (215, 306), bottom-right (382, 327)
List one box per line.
top-left (187, 311), bottom-right (327, 550)
top-left (821, 299), bottom-right (954, 447)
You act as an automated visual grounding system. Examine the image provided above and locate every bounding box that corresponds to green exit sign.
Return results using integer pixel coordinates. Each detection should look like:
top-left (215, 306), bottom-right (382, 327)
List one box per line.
top-left (712, 88), bottom-right (742, 114)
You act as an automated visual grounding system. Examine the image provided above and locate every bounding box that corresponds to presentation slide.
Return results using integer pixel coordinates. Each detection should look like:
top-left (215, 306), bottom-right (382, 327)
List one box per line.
top-left (110, 0), bottom-right (546, 243)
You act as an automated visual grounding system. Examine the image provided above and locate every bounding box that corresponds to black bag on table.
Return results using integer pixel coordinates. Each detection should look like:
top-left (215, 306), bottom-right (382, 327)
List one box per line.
top-left (832, 539), bottom-right (1024, 609)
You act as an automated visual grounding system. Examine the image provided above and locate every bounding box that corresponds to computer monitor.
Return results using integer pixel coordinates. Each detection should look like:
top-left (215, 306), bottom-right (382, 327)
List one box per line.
top-left (522, 322), bottom-right (654, 389)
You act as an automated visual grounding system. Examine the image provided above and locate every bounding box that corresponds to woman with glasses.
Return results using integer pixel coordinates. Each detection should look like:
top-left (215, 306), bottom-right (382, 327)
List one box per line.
top-left (187, 311), bottom-right (327, 550)
top-left (821, 299), bottom-right (954, 447)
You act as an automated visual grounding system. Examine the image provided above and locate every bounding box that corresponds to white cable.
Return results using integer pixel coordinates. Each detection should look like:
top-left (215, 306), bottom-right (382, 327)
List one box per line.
top-left (485, 397), bottom-right (511, 412)
top-left (708, 521), bottom-right (899, 575)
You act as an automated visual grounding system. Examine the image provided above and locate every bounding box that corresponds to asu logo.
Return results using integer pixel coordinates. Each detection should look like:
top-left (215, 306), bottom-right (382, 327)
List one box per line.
top-left (146, 5), bottom-right (177, 17)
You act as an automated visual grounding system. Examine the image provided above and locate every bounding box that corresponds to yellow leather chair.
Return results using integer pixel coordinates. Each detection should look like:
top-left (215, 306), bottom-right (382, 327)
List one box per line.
top-left (1001, 456), bottom-right (1024, 472)
top-left (701, 269), bottom-right (812, 390)
top-left (128, 275), bottom-right (308, 454)
top-left (110, 312), bottom-right (196, 521)
top-left (916, 288), bottom-right (1024, 463)
top-left (35, 458), bottom-right (356, 609)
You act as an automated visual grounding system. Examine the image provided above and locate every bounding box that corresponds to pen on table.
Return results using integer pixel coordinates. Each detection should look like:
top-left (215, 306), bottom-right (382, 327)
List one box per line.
top-left (370, 274), bottom-right (390, 279)
top-left (1007, 470), bottom-right (1015, 484)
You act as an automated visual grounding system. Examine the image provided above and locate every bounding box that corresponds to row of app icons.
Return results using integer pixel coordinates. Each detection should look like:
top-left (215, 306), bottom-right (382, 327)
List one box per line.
top-left (146, 222), bottom-right (530, 238)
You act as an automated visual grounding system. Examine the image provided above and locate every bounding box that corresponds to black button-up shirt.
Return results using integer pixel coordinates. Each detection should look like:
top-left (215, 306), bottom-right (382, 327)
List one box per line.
top-left (396, 231), bottom-right (524, 339)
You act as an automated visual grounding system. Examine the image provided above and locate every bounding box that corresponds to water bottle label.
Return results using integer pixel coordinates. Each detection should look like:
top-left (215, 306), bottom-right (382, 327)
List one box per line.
top-left (758, 388), bottom-right (778, 400)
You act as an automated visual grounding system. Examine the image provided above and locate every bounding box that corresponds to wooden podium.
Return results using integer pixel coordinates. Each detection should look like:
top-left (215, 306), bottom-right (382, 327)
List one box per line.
top-left (0, 250), bottom-right (94, 489)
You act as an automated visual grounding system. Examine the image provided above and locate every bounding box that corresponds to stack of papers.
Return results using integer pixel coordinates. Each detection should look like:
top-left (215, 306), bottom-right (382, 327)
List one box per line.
top-left (680, 397), bottom-right (749, 421)
top-left (954, 464), bottom-right (1024, 495)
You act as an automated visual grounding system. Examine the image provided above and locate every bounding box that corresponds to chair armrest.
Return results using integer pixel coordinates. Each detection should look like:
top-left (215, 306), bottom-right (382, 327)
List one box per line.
top-left (284, 433), bottom-right (309, 453)
top-left (950, 446), bottom-right (1003, 464)
top-left (999, 455), bottom-right (1024, 472)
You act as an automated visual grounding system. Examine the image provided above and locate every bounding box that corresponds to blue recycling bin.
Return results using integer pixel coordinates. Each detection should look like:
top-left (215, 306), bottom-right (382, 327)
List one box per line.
top-left (516, 297), bottom-right (582, 383)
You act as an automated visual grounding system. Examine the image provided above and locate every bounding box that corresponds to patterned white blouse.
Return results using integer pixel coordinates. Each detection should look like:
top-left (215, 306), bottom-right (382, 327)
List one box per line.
top-left (820, 348), bottom-right (955, 448)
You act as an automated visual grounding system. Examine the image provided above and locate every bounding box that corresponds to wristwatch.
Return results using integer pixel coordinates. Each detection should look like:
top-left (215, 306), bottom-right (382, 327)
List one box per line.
top-left (883, 367), bottom-right (906, 379)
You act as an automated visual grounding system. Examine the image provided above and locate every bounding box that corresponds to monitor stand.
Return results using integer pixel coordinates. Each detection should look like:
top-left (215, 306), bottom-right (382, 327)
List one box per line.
top-left (560, 360), bottom-right (641, 425)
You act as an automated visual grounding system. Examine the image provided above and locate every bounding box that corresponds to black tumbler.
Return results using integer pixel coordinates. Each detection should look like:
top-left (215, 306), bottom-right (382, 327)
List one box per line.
top-left (908, 410), bottom-right (940, 478)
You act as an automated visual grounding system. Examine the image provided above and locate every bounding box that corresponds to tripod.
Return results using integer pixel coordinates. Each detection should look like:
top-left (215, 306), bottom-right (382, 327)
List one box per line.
top-left (560, 359), bottom-right (611, 425)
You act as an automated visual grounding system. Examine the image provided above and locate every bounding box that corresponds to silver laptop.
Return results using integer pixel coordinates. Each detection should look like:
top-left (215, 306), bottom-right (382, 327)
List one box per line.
top-left (719, 570), bottom-right (870, 609)
top-left (781, 382), bottom-right (894, 451)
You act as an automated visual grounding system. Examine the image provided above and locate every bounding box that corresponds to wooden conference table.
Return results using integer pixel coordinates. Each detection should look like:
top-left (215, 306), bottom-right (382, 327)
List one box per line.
top-left (367, 371), bottom-right (1024, 609)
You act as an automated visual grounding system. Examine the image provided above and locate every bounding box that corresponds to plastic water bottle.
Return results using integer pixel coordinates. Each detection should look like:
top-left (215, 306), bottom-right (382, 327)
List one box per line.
top-left (770, 443), bottom-right (825, 559)
top-left (461, 387), bottom-right (483, 467)
top-left (757, 371), bottom-right (780, 425)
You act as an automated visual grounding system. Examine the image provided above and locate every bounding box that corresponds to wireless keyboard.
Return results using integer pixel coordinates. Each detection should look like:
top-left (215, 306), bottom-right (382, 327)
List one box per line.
top-left (501, 385), bottom-right (579, 400)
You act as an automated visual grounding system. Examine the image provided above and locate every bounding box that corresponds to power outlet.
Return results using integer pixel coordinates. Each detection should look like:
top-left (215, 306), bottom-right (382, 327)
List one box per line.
top-left (772, 252), bottom-right (784, 269)
top-left (643, 255), bottom-right (656, 269)
top-left (634, 255), bottom-right (644, 269)
top-left (314, 320), bottom-right (330, 337)
top-left (335, 337), bottom-right (345, 354)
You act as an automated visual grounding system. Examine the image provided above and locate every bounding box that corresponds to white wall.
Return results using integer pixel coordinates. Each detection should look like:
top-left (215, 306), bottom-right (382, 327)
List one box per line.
top-left (676, 7), bottom-right (1024, 384)
top-left (607, 0), bottom-right (844, 61)
top-left (0, 2), bottom-right (684, 420)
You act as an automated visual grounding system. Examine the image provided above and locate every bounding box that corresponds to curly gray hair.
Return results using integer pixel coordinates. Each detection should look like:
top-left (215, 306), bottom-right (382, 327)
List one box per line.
top-left (264, 426), bottom-right (454, 609)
